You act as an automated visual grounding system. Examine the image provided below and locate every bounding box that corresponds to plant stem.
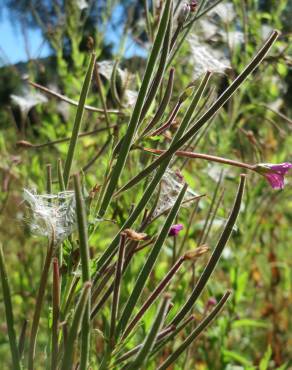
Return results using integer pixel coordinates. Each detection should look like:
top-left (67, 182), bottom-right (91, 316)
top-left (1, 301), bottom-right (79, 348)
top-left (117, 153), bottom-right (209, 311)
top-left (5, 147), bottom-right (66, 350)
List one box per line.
top-left (126, 295), bottom-right (171, 370)
top-left (93, 73), bottom-right (210, 280)
top-left (116, 184), bottom-right (187, 338)
top-left (93, 64), bottom-right (111, 129)
top-left (28, 237), bottom-right (55, 370)
top-left (141, 67), bottom-right (175, 136)
top-left (122, 255), bottom-right (185, 340)
top-left (144, 148), bottom-right (254, 170)
top-left (74, 173), bottom-right (91, 370)
top-left (116, 31), bottom-right (279, 195)
top-left (115, 325), bottom-right (175, 365)
top-left (158, 291), bottom-right (231, 370)
top-left (57, 159), bottom-right (65, 192)
top-left (18, 319), bottom-right (28, 359)
top-left (97, 0), bottom-right (173, 218)
top-left (0, 245), bottom-right (21, 370)
top-left (171, 175), bottom-right (245, 326)
top-left (29, 80), bottom-right (121, 115)
top-left (61, 282), bottom-right (91, 370)
top-left (51, 257), bottom-right (60, 370)
top-left (46, 163), bottom-right (52, 195)
top-left (63, 52), bottom-right (96, 187)
top-left (16, 126), bottom-right (116, 150)
top-left (109, 233), bottom-right (126, 347)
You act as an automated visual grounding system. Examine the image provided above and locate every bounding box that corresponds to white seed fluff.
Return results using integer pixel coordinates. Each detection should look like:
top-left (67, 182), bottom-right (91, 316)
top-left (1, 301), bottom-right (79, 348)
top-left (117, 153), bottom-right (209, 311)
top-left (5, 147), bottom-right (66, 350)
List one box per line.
top-left (23, 189), bottom-right (76, 243)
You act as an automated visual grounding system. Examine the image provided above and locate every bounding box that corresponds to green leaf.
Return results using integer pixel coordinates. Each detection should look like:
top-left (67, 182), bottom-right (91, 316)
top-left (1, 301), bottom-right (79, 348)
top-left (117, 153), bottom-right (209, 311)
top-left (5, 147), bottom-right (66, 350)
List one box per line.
top-left (259, 346), bottom-right (272, 370)
top-left (126, 295), bottom-right (171, 370)
top-left (223, 349), bottom-right (252, 367)
top-left (158, 291), bottom-right (231, 370)
top-left (232, 319), bottom-right (269, 329)
top-left (116, 31), bottom-right (279, 195)
top-left (0, 245), bottom-right (21, 370)
top-left (63, 53), bottom-right (96, 187)
top-left (171, 175), bottom-right (246, 326)
top-left (116, 183), bottom-right (188, 337)
top-left (97, 0), bottom-right (173, 218)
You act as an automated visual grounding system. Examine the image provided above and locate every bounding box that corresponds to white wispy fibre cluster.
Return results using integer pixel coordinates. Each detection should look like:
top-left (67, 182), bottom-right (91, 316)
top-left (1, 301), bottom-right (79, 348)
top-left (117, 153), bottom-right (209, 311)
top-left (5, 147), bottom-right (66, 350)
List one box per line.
top-left (23, 189), bottom-right (76, 244)
top-left (96, 60), bottom-right (137, 107)
top-left (152, 169), bottom-right (198, 218)
top-left (187, 1), bottom-right (247, 79)
top-left (11, 88), bottom-right (48, 116)
top-left (188, 36), bottom-right (231, 78)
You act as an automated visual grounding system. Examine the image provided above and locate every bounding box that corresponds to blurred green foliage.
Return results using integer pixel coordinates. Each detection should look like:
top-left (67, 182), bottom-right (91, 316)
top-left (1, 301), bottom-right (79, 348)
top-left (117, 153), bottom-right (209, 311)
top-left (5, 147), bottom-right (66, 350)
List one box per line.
top-left (0, 0), bottom-right (291, 369)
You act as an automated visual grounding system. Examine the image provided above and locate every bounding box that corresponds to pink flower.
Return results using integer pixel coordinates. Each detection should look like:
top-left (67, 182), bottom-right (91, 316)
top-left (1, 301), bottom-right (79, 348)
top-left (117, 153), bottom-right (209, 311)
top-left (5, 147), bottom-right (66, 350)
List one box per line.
top-left (255, 162), bottom-right (292, 189)
top-left (206, 297), bottom-right (217, 308)
top-left (169, 224), bottom-right (183, 237)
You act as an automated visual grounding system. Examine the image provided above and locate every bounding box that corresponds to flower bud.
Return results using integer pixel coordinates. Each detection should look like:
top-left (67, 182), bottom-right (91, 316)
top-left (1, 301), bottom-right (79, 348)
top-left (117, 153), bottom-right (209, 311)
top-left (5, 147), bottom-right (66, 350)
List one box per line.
top-left (16, 140), bottom-right (34, 148)
top-left (177, 3), bottom-right (190, 26)
top-left (169, 224), bottom-right (183, 237)
top-left (189, 0), bottom-right (198, 12)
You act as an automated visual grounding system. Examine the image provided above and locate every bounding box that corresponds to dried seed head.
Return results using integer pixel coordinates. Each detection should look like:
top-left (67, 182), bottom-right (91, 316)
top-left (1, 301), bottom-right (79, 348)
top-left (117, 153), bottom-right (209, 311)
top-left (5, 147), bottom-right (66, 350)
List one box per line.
top-left (152, 169), bottom-right (198, 218)
top-left (184, 244), bottom-right (209, 261)
top-left (23, 189), bottom-right (76, 244)
top-left (16, 140), bottom-right (34, 148)
top-left (177, 3), bottom-right (190, 26)
top-left (189, 0), bottom-right (198, 12)
top-left (123, 229), bottom-right (148, 241)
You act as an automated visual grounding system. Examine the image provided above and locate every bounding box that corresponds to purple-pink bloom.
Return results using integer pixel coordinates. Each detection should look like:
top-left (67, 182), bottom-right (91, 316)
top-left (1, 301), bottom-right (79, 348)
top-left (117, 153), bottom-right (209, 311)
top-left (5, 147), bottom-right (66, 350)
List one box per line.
top-left (169, 224), bottom-right (183, 237)
top-left (206, 297), bottom-right (217, 308)
top-left (255, 162), bottom-right (292, 190)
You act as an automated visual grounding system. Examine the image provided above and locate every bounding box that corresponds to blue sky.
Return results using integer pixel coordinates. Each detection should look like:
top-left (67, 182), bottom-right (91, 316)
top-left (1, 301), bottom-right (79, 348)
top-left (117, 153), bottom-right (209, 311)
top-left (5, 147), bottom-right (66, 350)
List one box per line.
top-left (0, 7), bottom-right (51, 66)
top-left (0, 5), bottom-right (146, 66)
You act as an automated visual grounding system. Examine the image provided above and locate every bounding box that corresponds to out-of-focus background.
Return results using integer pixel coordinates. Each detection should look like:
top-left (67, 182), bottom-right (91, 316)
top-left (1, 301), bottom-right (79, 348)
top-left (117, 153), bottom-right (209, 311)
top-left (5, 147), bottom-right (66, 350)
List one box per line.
top-left (0, 0), bottom-right (291, 368)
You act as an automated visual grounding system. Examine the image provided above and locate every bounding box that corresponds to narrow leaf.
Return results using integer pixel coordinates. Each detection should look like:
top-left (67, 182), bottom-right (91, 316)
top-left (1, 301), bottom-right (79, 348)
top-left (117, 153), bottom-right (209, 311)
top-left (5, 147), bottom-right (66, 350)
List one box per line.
top-left (63, 52), bottom-right (96, 187)
top-left (126, 295), bottom-right (171, 370)
top-left (74, 173), bottom-right (91, 370)
top-left (97, 0), bottom-right (173, 218)
top-left (0, 245), bottom-right (21, 370)
top-left (116, 184), bottom-right (187, 337)
top-left (117, 31), bottom-right (279, 194)
top-left (158, 291), bottom-right (231, 370)
top-left (61, 282), bottom-right (91, 370)
top-left (171, 175), bottom-right (245, 326)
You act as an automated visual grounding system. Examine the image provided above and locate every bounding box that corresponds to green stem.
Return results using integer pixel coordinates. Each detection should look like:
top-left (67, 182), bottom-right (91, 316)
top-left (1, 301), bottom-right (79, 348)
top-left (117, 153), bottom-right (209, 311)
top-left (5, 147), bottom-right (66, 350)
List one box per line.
top-left (74, 174), bottom-right (91, 370)
top-left (127, 295), bottom-right (171, 370)
top-left (116, 31), bottom-right (279, 195)
top-left (110, 233), bottom-right (126, 347)
top-left (61, 282), bottom-right (91, 370)
top-left (51, 257), bottom-right (60, 370)
top-left (139, 10), bottom-right (173, 123)
top-left (0, 245), bottom-right (21, 370)
top-left (28, 237), bottom-right (55, 370)
top-left (46, 163), bottom-right (52, 195)
top-left (144, 148), bottom-right (254, 170)
top-left (93, 73), bottom-right (210, 279)
top-left (29, 80), bottom-right (120, 115)
top-left (97, 0), bottom-right (173, 218)
top-left (94, 64), bottom-right (111, 130)
top-left (57, 159), bottom-right (65, 192)
top-left (116, 184), bottom-right (187, 337)
top-left (141, 67), bottom-right (175, 136)
top-left (171, 175), bottom-right (245, 326)
top-left (63, 52), bottom-right (96, 187)
top-left (158, 291), bottom-right (231, 370)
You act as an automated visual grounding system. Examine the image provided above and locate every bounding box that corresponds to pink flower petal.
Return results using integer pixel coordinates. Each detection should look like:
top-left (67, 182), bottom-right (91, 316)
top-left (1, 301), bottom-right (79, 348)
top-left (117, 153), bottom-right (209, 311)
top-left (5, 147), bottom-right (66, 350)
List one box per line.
top-left (255, 162), bottom-right (292, 189)
top-left (265, 173), bottom-right (284, 190)
top-left (269, 162), bottom-right (292, 174)
top-left (169, 224), bottom-right (183, 237)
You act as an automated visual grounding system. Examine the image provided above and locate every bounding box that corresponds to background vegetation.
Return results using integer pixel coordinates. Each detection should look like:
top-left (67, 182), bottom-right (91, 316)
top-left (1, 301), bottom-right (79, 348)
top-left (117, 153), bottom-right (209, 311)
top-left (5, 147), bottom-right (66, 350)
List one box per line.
top-left (0, 0), bottom-right (291, 369)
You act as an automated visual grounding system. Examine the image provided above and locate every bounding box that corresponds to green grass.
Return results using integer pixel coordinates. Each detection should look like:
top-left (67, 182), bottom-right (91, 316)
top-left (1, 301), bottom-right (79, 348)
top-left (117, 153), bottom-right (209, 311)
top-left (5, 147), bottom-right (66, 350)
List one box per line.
top-left (0, 0), bottom-right (291, 369)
